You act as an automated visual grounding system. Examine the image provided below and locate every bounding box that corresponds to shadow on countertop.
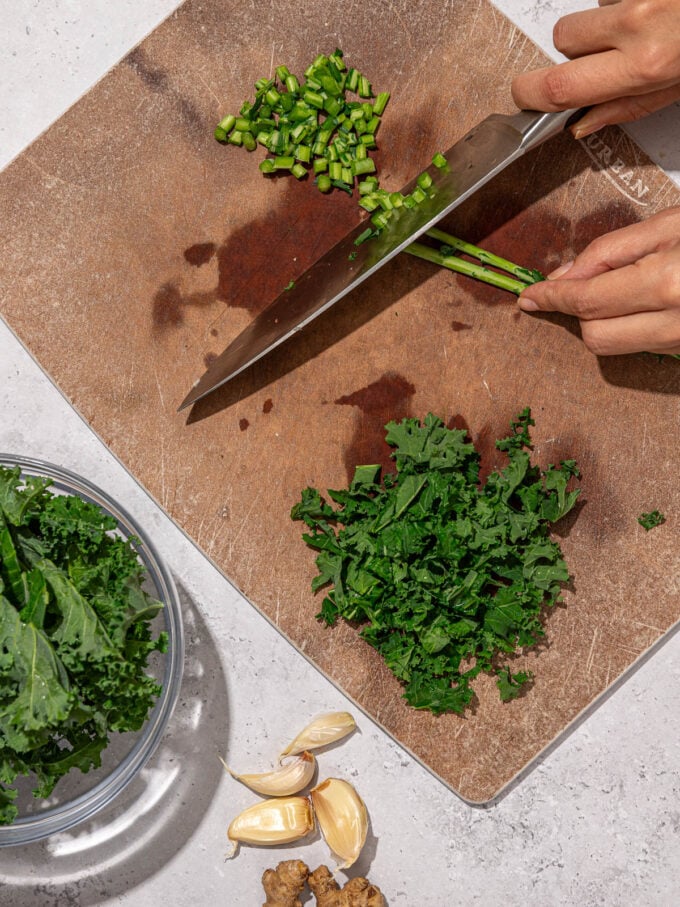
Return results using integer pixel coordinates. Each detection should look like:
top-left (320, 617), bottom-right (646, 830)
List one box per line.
top-left (0, 580), bottom-right (229, 906)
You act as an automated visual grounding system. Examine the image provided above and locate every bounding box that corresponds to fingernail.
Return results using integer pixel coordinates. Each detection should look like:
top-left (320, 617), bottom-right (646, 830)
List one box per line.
top-left (518, 296), bottom-right (539, 311)
top-left (571, 120), bottom-right (604, 140)
top-left (548, 260), bottom-right (574, 280)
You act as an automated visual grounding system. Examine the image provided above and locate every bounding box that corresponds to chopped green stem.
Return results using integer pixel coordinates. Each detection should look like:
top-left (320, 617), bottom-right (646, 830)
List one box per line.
top-left (406, 242), bottom-right (530, 295)
top-left (215, 53), bottom-right (553, 299)
top-left (373, 92), bottom-right (390, 116)
top-left (214, 49), bottom-right (389, 201)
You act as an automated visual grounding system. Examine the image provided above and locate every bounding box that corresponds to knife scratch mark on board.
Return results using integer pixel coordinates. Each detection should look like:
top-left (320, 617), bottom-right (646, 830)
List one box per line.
top-left (585, 627), bottom-right (599, 674)
top-left (567, 162), bottom-right (589, 210)
top-left (202, 504), bottom-right (232, 557)
top-left (206, 517), bottom-right (222, 555)
top-left (194, 513), bottom-right (209, 550)
top-left (23, 154), bottom-right (79, 191)
top-left (453, 721), bottom-right (467, 740)
top-left (154, 437), bottom-right (166, 507)
top-left (194, 68), bottom-right (221, 108)
top-left (502, 28), bottom-right (538, 72)
top-left (466, 3), bottom-right (482, 37)
top-left (377, 6), bottom-right (416, 54)
top-left (629, 620), bottom-right (664, 637)
top-left (616, 642), bottom-right (645, 656)
top-left (522, 144), bottom-right (545, 192)
top-left (268, 41), bottom-right (285, 80)
top-left (228, 489), bottom-right (263, 559)
top-left (153, 367), bottom-right (166, 410)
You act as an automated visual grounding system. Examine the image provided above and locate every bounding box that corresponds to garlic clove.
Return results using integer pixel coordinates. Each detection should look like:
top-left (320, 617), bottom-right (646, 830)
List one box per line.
top-left (226, 796), bottom-right (315, 858)
top-left (279, 711), bottom-right (356, 759)
top-left (310, 777), bottom-right (368, 870)
top-left (221, 751), bottom-right (316, 797)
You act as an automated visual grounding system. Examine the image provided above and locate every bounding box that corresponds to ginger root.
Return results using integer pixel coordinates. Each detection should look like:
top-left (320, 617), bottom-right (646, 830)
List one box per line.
top-left (308, 865), bottom-right (386, 907)
top-left (261, 861), bottom-right (386, 907)
top-left (261, 859), bottom-right (309, 907)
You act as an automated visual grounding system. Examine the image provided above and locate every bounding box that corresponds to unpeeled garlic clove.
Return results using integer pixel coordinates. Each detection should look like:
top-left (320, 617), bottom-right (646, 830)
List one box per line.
top-left (310, 777), bottom-right (368, 870)
top-left (279, 711), bottom-right (356, 759)
top-left (226, 796), bottom-right (315, 858)
top-left (221, 751), bottom-right (316, 796)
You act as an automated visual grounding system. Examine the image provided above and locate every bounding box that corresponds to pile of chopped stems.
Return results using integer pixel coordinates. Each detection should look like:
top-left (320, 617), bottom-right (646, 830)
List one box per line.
top-left (215, 52), bottom-right (545, 295)
top-left (214, 49), bottom-right (389, 198)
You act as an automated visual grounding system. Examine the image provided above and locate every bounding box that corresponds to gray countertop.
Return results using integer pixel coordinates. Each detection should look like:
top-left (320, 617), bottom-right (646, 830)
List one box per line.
top-left (1, 2), bottom-right (679, 904)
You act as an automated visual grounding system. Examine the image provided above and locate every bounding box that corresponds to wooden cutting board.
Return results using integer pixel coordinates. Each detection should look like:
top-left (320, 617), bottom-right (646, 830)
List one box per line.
top-left (1, 0), bottom-right (678, 803)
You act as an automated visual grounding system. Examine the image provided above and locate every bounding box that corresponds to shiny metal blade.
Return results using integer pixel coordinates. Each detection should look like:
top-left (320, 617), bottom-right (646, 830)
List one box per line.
top-left (179, 108), bottom-right (577, 411)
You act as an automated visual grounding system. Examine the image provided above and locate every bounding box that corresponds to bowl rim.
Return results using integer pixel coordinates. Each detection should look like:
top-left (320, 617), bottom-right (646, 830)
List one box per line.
top-left (0, 454), bottom-right (185, 846)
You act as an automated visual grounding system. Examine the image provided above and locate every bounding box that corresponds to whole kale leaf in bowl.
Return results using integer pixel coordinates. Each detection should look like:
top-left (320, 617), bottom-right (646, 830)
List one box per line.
top-left (0, 456), bottom-right (183, 844)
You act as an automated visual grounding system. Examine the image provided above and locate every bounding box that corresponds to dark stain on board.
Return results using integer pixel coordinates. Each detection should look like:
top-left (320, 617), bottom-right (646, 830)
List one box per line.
top-left (262, 398), bottom-right (273, 414)
top-left (124, 47), bottom-right (208, 139)
top-left (238, 418), bottom-right (249, 431)
top-left (451, 320), bottom-right (471, 332)
top-left (185, 243), bottom-right (217, 267)
top-left (125, 48), bottom-right (169, 91)
top-left (152, 282), bottom-right (185, 331)
top-left (211, 177), bottom-right (357, 316)
top-left (178, 97), bottom-right (206, 137)
top-left (447, 415), bottom-right (508, 481)
top-left (472, 421), bottom-right (500, 481)
top-left (335, 372), bottom-right (416, 481)
top-left (153, 179), bottom-right (359, 336)
top-left (152, 281), bottom-right (215, 333)
top-left (446, 414), bottom-right (470, 434)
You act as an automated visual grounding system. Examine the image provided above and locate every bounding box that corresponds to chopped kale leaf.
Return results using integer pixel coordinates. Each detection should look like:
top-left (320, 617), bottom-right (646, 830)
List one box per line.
top-left (292, 409), bottom-right (580, 716)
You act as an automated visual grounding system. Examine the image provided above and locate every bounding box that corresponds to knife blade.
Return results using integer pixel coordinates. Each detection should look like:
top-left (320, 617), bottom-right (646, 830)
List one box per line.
top-left (179, 108), bottom-right (579, 411)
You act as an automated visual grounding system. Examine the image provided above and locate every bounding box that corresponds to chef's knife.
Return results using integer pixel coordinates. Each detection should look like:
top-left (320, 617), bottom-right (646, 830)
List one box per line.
top-left (179, 108), bottom-right (580, 411)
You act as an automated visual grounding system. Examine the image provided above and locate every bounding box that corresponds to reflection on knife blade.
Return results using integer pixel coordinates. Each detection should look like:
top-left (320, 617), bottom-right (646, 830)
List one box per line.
top-left (179, 108), bottom-right (580, 411)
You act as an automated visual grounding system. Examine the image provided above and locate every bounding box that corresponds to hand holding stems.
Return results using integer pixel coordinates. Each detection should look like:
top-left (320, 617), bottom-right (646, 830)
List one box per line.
top-left (511, 0), bottom-right (680, 139)
top-left (510, 0), bottom-right (680, 356)
top-left (518, 207), bottom-right (680, 356)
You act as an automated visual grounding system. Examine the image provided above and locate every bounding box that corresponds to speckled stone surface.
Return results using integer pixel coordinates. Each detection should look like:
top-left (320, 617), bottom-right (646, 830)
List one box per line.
top-left (1, 2), bottom-right (680, 904)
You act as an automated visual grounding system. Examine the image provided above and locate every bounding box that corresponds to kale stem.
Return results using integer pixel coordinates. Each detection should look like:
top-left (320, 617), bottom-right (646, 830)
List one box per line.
top-left (424, 227), bottom-right (545, 285)
top-left (405, 241), bottom-right (530, 295)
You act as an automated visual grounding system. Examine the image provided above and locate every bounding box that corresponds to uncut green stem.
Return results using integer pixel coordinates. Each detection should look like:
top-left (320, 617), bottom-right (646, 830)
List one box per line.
top-left (406, 242), bottom-right (529, 295)
top-left (425, 227), bottom-right (542, 285)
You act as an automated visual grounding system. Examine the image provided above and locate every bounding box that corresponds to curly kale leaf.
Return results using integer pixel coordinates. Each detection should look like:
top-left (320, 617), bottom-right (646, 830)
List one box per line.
top-left (0, 466), bottom-right (165, 825)
top-left (0, 596), bottom-right (72, 752)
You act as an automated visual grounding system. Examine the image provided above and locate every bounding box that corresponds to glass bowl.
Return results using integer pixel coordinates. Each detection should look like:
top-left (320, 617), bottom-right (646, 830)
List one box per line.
top-left (0, 455), bottom-right (184, 846)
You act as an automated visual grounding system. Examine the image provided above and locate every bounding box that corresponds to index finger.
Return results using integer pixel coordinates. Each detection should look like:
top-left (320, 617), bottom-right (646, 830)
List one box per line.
top-left (512, 49), bottom-right (639, 111)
